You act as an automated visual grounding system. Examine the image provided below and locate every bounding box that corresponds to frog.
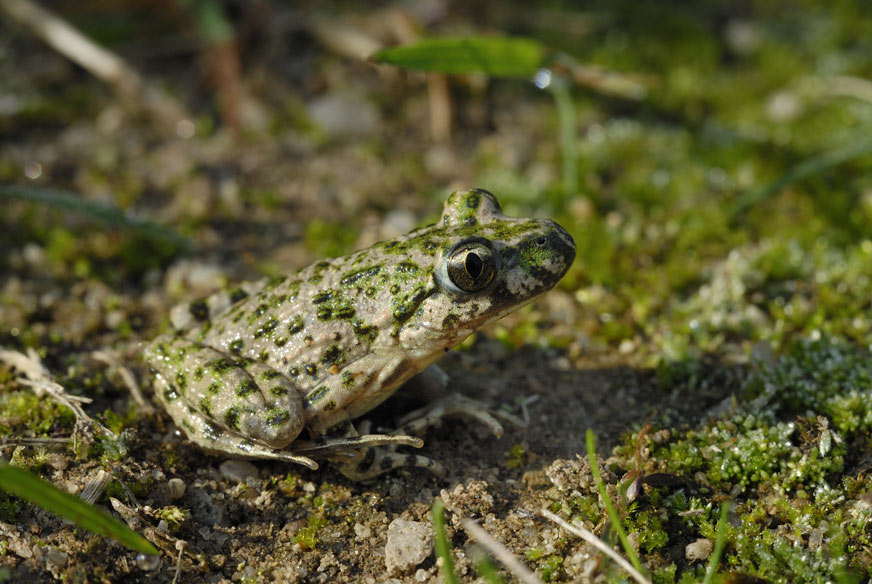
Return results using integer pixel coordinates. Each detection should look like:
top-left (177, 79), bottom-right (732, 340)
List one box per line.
top-left (144, 189), bottom-right (576, 480)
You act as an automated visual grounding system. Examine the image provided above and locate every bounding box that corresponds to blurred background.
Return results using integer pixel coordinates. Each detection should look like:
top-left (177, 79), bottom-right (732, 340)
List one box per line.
top-left (3, 0), bottom-right (872, 363)
top-left (4, 3), bottom-right (872, 583)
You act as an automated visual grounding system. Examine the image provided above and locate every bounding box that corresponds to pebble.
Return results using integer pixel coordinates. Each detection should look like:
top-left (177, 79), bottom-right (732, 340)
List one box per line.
top-left (384, 519), bottom-right (433, 573)
top-left (167, 477), bottom-right (186, 500)
top-left (219, 460), bottom-right (258, 483)
top-left (685, 538), bottom-right (714, 561)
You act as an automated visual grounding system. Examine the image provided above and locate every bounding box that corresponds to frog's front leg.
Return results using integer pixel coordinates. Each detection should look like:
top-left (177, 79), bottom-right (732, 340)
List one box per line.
top-left (145, 334), bottom-right (318, 469)
top-left (393, 365), bottom-right (523, 438)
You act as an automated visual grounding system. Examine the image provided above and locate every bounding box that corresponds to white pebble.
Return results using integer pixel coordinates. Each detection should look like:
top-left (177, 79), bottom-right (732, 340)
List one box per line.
top-left (384, 519), bottom-right (434, 573)
top-left (685, 538), bottom-right (714, 562)
top-left (219, 460), bottom-right (258, 483)
top-left (167, 477), bottom-right (186, 500)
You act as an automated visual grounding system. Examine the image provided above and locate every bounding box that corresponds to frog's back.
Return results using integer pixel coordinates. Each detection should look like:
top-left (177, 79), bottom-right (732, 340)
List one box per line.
top-left (190, 268), bottom-right (384, 394)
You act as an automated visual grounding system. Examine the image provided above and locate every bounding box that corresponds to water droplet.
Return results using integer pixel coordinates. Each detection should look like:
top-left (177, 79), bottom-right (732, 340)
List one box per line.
top-left (533, 68), bottom-right (552, 89)
top-left (135, 553), bottom-right (161, 571)
top-left (24, 162), bottom-right (42, 179)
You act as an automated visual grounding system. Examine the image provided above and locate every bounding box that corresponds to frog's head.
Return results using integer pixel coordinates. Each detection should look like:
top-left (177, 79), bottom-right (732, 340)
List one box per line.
top-left (398, 189), bottom-right (576, 352)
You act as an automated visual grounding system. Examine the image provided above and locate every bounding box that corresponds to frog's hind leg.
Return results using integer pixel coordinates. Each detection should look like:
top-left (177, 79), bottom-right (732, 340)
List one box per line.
top-left (145, 334), bottom-right (317, 469)
top-left (149, 367), bottom-right (319, 469)
top-left (334, 446), bottom-right (444, 481)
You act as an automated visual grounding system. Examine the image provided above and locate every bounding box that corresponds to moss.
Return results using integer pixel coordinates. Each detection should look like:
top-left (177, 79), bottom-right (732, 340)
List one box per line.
top-left (626, 509), bottom-right (669, 553)
top-left (155, 506), bottom-right (190, 530)
top-left (293, 515), bottom-right (328, 550)
top-left (0, 391), bottom-right (76, 437)
top-left (503, 443), bottom-right (527, 469)
top-left (591, 337), bottom-right (872, 581)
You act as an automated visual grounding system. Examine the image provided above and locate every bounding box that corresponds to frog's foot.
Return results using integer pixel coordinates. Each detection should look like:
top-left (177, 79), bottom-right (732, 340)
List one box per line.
top-left (330, 446), bottom-right (444, 481)
top-left (394, 392), bottom-right (526, 438)
top-left (308, 421), bottom-right (442, 480)
top-left (228, 441), bottom-right (320, 470)
top-left (292, 433), bottom-right (423, 458)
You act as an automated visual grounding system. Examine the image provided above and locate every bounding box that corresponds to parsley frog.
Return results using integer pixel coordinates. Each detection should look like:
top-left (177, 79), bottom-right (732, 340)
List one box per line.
top-left (144, 189), bottom-right (575, 480)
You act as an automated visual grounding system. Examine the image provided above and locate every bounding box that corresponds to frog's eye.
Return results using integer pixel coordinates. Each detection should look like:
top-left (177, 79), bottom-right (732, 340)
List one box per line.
top-left (446, 241), bottom-right (497, 292)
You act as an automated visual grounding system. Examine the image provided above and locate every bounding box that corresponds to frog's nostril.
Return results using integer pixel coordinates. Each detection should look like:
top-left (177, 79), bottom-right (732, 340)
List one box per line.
top-left (536, 237), bottom-right (547, 246)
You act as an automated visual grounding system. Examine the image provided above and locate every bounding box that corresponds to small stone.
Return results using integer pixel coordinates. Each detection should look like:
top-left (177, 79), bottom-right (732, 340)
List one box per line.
top-left (167, 478), bottom-right (186, 500)
top-left (685, 538), bottom-right (714, 562)
top-left (219, 460), bottom-right (258, 483)
top-left (45, 546), bottom-right (68, 568)
top-left (384, 519), bottom-right (434, 573)
top-left (354, 523), bottom-right (372, 539)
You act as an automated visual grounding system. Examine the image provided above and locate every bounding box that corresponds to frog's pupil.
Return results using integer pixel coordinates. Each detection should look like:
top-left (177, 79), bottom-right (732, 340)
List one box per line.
top-left (465, 252), bottom-right (483, 278)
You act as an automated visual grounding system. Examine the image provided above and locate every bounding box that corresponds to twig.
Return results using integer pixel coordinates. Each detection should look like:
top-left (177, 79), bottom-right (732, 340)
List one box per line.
top-left (460, 518), bottom-right (540, 584)
top-left (541, 509), bottom-right (652, 584)
top-left (172, 540), bottom-right (185, 584)
top-left (0, 0), bottom-right (189, 131)
top-left (92, 350), bottom-right (154, 415)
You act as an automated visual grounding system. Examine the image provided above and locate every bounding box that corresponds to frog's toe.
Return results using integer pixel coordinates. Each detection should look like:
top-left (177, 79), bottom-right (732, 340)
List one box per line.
top-left (394, 392), bottom-right (506, 438)
top-left (293, 433), bottom-right (423, 457)
top-left (334, 448), bottom-right (444, 481)
top-left (221, 438), bottom-right (319, 469)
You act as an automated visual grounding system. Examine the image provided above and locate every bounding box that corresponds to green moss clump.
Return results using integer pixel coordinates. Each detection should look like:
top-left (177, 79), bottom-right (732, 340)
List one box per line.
top-left (0, 391), bottom-right (76, 437)
top-left (293, 515), bottom-right (328, 550)
top-left (596, 338), bottom-right (872, 581)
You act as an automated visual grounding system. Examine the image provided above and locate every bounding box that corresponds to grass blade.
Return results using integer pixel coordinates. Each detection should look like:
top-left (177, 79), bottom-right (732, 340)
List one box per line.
top-left (702, 502), bottom-right (730, 584)
top-left (729, 137), bottom-right (872, 219)
top-left (0, 463), bottom-right (159, 555)
top-left (372, 36), bottom-right (548, 79)
top-left (431, 498), bottom-right (459, 584)
top-left (0, 184), bottom-right (193, 251)
top-left (586, 429), bottom-right (645, 575)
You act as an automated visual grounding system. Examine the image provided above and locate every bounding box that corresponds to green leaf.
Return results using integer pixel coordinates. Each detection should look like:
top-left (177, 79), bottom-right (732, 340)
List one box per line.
top-left (0, 463), bottom-right (159, 555)
top-left (371, 36), bottom-right (549, 78)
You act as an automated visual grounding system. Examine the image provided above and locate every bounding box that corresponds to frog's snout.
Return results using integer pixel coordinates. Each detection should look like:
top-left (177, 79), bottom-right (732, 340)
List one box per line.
top-left (545, 219), bottom-right (577, 277)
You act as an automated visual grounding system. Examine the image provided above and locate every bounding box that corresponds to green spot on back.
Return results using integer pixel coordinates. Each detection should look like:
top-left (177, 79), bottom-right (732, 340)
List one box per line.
top-left (287, 315), bottom-right (305, 335)
top-left (236, 379), bottom-right (258, 398)
top-left (321, 345), bottom-right (343, 367)
top-left (189, 300), bottom-right (209, 321)
top-left (211, 358), bottom-right (234, 374)
top-left (228, 288), bottom-right (249, 303)
top-left (265, 408), bottom-right (290, 427)
top-left (225, 407), bottom-right (241, 431)
top-left (306, 386), bottom-right (328, 403)
top-left (270, 385), bottom-right (289, 397)
top-left (199, 398), bottom-right (213, 417)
